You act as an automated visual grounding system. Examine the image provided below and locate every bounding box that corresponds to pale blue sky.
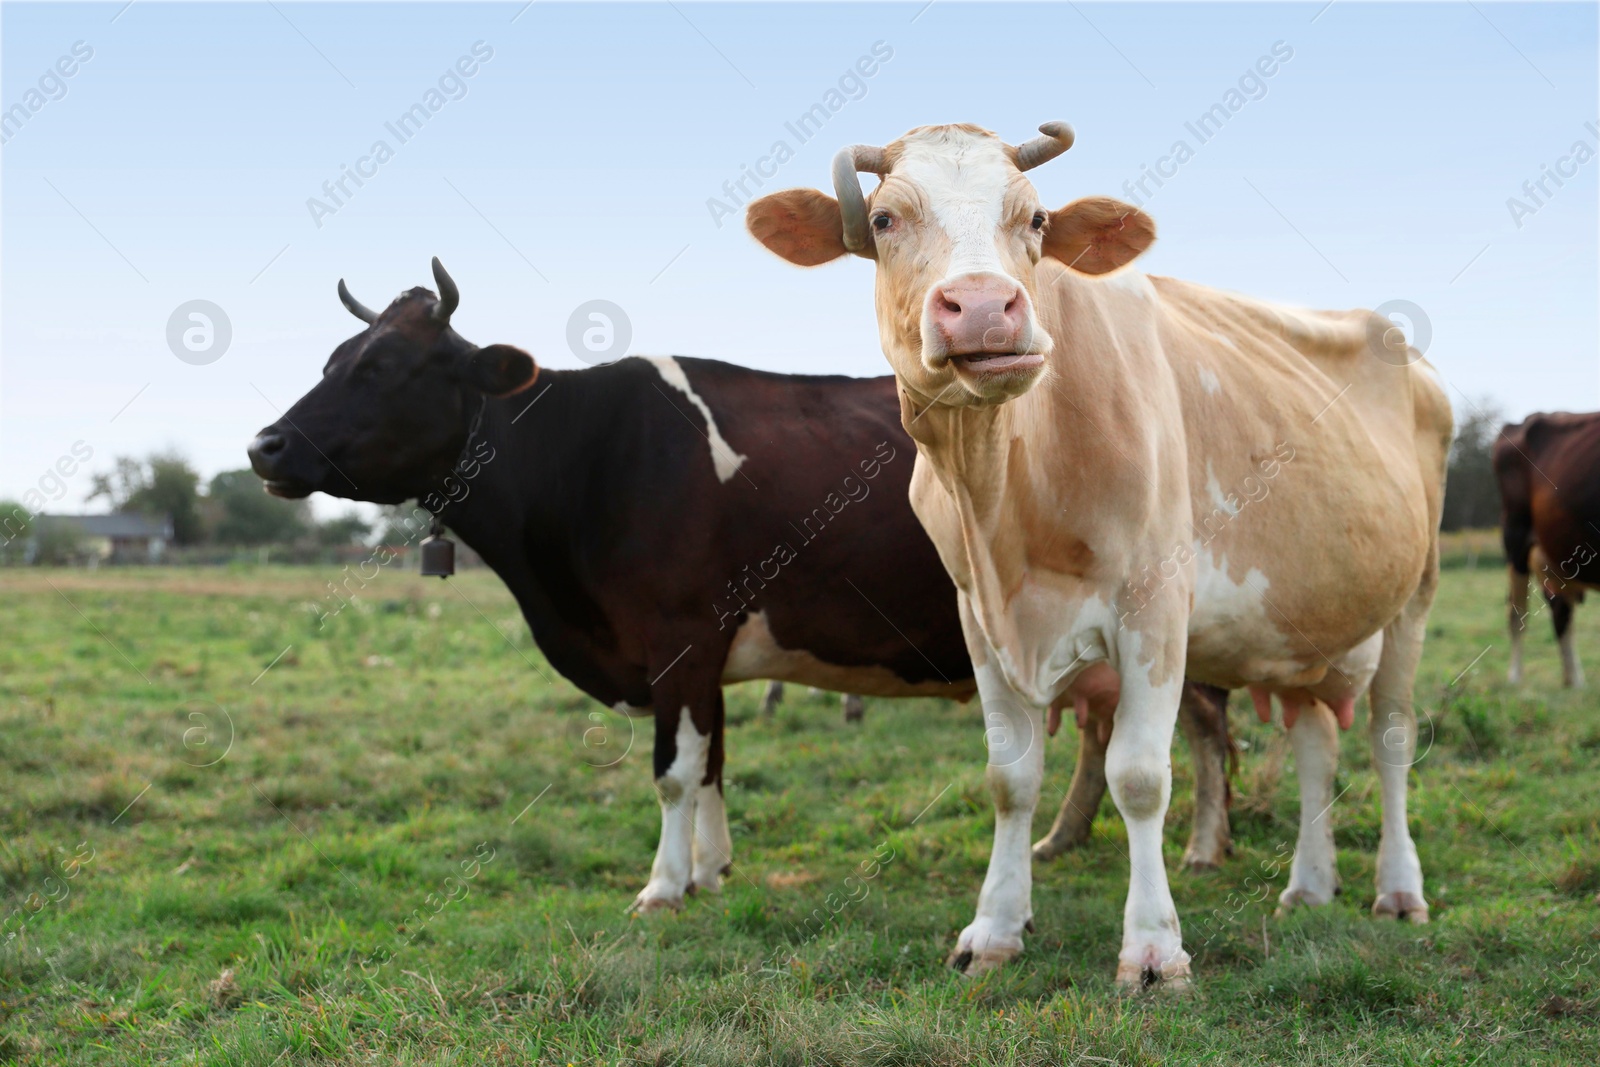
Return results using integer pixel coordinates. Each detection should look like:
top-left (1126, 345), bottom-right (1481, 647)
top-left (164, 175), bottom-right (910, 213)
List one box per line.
top-left (3, 1), bottom-right (1596, 515)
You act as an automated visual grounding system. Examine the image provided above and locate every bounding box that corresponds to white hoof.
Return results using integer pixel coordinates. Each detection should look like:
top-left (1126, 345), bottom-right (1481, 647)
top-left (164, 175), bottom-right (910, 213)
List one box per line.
top-left (690, 864), bottom-right (728, 895)
top-left (1276, 883), bottom-right (1335, 917)
top-left (947, 918), bottom-right (1025, 975)
top-left (629, 882), bottom-right (686, 914)
top-left (1372, 891), bottom-right (1429, 923)
top-left (1115, 949), bottom-right (1193, 993)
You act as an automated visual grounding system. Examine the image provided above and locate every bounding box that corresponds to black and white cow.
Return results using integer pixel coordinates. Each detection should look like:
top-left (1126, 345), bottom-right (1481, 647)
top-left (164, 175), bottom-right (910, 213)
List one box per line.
top-left (247, 260), bottom-right (1234, 912)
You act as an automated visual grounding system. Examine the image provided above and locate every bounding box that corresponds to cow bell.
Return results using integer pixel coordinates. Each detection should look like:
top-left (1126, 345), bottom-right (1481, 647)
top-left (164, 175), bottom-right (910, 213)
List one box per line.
top-left (419, 524), bottom-right (455, 578)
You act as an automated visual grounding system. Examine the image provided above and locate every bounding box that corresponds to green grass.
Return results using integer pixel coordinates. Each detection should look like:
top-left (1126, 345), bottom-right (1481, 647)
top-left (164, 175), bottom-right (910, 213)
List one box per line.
top-left (1, 563), bottom-right (1597, 1064)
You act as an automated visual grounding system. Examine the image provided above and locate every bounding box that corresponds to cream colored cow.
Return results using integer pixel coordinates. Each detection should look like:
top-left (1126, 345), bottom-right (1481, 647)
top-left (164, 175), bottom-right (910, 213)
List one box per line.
top-left (747, 123), bottom-right (1451, 990)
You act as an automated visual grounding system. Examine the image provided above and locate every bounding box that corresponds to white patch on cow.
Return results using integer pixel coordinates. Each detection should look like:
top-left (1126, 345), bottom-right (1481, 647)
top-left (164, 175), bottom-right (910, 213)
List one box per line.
top-left (1313, 631), bottom-right (1383, 701)
top-left (894, 131), bottom-right (1014, 280)
top-left (1205, 462), bottom-right (1240, 517)
top-left (1102, 269), bottom-right (1155, 301)
top-left (1197, 366), bottom-right (1223, 396)
top-left (646, 357), bottom-right (747, 483)
top-left (630, 710), bottom-right (708, 912)
top-left (723, 610), bottom-right (965, 697)
top-left (1192, 549), bottom-right (1266, 621)
top-left (1208, 330), bottom-right (1239, 351)
top-left (1188, 548), bottom-right (1298, 677)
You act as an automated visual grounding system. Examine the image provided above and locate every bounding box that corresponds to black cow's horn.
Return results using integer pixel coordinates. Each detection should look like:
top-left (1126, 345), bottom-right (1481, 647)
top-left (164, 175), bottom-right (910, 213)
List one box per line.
top-left (1012, 121), bottom-right (1075, 172)
top-left (337, 278), bottom-right (378, 324)
top-left (430, 256), bottom-right (459, 326)
top-left (831, 144), bottom-right (887, 258)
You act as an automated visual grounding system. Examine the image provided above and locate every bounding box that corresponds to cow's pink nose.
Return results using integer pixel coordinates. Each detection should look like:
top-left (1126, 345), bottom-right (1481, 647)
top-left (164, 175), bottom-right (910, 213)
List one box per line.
top-left (929, 277), bottom-right (1028, 355)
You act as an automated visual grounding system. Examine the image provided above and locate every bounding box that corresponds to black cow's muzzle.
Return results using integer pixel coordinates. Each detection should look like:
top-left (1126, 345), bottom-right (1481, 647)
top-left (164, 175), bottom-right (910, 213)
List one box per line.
top-left (247, 427), bottom-right (316, 499)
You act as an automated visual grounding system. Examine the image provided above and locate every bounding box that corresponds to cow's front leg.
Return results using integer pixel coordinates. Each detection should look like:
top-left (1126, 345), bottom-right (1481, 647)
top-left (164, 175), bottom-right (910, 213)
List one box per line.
top-left (1506, 565), bottom-right (1529, 685)
top-left (631, 667), bottom-right (724, 913)
top-left (1107, 631), bottom-right (1190, 991)
top-left (949, 662), bottom-right (1044, 975)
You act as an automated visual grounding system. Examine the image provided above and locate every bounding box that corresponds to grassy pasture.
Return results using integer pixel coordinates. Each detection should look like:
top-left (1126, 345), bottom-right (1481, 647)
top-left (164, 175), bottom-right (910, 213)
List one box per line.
top-left (1, 563), bottom-right (1597, 1065)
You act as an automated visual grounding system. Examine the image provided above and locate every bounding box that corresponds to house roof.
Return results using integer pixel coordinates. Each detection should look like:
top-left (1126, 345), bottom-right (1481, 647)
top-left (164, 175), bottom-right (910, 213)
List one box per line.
top-left (41, 513), bottom-right (175, 539)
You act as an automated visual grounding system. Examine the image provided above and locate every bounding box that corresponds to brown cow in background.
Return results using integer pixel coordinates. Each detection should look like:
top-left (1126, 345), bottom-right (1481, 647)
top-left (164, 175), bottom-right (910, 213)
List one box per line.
top-left (1496, 411), bottom-right (1600, 688)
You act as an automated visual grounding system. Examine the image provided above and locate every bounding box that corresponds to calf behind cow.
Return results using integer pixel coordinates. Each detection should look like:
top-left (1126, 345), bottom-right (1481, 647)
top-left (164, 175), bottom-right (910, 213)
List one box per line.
top-left (246, 261), bottom-right (1237, 915)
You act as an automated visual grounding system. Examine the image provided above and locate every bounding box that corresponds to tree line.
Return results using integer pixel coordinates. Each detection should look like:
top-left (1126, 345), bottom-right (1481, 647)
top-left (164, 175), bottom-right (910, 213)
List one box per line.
top-left (0, 452), bottom-right (383, 565)
top-left (0, 406), bottom-right (1513, 566)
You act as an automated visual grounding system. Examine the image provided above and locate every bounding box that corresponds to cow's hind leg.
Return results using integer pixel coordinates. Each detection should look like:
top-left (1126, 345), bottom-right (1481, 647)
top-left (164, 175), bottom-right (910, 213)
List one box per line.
top-left (1278, 698), bottom-right (1341, 912)
top-left (1180, 684), bottom-right (1234, 870)
top-left (1033, 696), bottom-right (1108, 860)
top-left (1369, 579), bottom-right (1434, 924)
top-left (1106, 634), bottom-right (1191, 991)
top-left (760, 681), bottom-right (784, 716)
top-left (1549, 589), bottom-right (1586, 689)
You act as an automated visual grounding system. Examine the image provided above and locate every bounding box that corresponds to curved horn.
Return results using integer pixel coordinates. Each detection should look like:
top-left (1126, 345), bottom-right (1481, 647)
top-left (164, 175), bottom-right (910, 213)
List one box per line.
top-left (831, 144), bottom-right (887, 258)
top-left (337, 278), bottom-right (378, 324)
top-left (1012, 121), bottom-right (1075, 173)
top-left (430, 256), bottom-right (460, 326)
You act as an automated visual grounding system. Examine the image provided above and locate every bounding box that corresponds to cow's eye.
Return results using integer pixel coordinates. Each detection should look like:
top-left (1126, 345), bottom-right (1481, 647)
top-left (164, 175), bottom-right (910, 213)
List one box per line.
top-left (872, 212), bottom-right (893, 232)
top-left (1031, 211), bottom-right (1047, 231)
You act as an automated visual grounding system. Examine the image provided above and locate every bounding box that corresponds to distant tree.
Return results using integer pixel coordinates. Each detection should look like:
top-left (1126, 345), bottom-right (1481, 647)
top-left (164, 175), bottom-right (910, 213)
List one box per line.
top-left (89, 452), bottom-right (204, 544)
top-left (206, 469), bottom-right (310, 545)
top-left (1442, 400), bottom-right (1503, 532)
top-left (315, 511), bottom-right (372, 547)
top-left (29, 516), bottom-right (85, 565)
top-left (0, 499), bottom-right (30, 564)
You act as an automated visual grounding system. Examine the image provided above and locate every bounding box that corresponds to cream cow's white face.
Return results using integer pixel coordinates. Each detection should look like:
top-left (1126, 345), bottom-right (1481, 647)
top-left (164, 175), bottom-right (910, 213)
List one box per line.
top-left (748, 123), bottom-right (1158, 408)
top-left (870, 129), bottom-right (1052, 406)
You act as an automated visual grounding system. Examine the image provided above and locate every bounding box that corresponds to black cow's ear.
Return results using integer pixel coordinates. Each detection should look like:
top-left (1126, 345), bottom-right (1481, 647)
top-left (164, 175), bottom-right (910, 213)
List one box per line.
top-left (461, 344), bottom-right (538, 396)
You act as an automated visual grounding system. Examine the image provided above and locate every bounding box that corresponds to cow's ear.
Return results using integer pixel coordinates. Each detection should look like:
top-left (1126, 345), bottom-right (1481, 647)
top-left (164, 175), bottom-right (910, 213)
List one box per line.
top-left (747, 189), bottom-right (850, 266)
top-left (462, 344), bottom-right (538, 396)
top-left (1043, 197), bottom-right (1156, 275)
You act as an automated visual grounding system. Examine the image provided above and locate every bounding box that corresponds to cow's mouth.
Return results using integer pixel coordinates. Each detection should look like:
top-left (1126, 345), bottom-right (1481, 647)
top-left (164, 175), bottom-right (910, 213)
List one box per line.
top-left (950, 352), bottom-right (1045, 374)
top-left (262, 478), bottom-right (313, 499)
